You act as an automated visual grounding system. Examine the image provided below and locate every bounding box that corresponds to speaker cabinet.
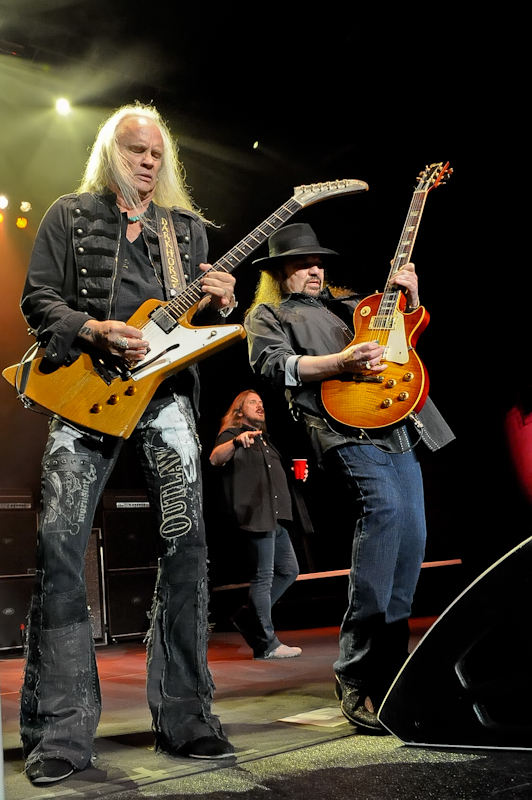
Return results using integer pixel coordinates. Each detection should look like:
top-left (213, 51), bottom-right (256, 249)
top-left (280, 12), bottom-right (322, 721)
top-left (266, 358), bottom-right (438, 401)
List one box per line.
top-left (102, 509), bottom-right (158, 570)
top-left (379, 536), bottom-right (532, 750)
top-left (106, 568), bottom-right (157, 638)
top-left (0, 576), bottom-right (33, 649)
top-left (0, 528), bottom-right (106, 650)
top-left (0, 511), bottom-right (38, 576)
top-left (101, 496), bottom-right (159, 639)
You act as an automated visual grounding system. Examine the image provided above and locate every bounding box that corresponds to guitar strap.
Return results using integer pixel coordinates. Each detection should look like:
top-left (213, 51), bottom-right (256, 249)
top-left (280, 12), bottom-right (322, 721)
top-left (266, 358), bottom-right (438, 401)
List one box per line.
top-left (154, 206), bottom-right (188, 297)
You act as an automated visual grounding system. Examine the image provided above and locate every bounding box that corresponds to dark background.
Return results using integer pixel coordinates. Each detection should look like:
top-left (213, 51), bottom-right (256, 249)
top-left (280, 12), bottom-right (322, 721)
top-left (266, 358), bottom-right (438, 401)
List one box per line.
top-left (0, 2), bottom-right (527, 595)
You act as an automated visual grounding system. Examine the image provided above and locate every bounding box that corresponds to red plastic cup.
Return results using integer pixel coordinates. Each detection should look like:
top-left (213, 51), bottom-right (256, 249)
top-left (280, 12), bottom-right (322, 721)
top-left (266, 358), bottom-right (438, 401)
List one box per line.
top-left (292, 459), bottom-right (307, 480)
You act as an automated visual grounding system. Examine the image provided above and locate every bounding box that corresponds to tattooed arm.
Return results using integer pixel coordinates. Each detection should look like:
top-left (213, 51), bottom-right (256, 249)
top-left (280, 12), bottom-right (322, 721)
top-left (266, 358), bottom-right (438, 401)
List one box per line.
top-left (77, 320), bottom-right (149, 362)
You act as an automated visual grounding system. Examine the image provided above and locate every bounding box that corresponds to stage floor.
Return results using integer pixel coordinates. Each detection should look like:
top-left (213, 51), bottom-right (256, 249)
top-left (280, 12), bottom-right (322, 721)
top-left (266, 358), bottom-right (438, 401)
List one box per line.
top-left (2, 623), bottom-right (531, 799)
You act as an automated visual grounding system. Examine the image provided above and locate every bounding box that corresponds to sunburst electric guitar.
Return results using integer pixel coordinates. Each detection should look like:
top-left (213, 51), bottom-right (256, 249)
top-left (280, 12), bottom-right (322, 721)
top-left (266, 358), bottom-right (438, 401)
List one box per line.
top-left (321, 162), bottom-right (452, 430)
top-left (3, 179), bottom-right (368, 439)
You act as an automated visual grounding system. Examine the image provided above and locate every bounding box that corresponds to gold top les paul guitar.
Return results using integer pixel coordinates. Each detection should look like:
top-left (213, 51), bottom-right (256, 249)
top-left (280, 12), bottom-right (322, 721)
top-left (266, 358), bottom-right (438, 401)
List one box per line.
top-left (321, 162), bottom-right (452, 430)
top-left (3, 179), bottom-right (368, 439)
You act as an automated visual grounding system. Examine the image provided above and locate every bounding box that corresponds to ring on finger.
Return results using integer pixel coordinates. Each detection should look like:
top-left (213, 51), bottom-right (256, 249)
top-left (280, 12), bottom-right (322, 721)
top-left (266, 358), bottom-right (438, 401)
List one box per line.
top-left (115, 336), bottom-right (129, 350)
top-left (365, 360), bottom-right (371, 370)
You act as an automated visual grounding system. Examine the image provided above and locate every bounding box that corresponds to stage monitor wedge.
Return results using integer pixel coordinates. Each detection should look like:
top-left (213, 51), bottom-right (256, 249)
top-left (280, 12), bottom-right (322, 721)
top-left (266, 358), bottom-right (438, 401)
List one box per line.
top-left (379, 536), bottom-right (532, 750)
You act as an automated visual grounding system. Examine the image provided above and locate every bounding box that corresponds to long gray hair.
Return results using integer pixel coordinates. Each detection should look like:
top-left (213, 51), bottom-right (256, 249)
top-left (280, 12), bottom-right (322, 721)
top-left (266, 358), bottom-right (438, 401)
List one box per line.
top-left (79, 103), bottom-right (204, 219)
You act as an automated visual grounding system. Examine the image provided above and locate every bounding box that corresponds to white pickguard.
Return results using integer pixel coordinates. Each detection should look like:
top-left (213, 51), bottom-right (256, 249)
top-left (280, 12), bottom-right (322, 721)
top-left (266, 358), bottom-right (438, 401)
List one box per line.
top-left (130, 319), bottom-right (243, 381)
top-left (382, 314), bottom-right (409, 364)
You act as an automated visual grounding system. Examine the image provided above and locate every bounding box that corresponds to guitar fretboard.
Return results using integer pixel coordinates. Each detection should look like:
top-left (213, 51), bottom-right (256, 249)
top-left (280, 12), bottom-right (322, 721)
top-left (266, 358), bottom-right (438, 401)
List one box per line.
top-left (148, 198), bottom-right (301, 332)
top-left (141, 177), bottom-right (368, 334)
top-left (375, 187), bottom-right (430, 327)
top-left (374, 162), bottom-right (451, 329)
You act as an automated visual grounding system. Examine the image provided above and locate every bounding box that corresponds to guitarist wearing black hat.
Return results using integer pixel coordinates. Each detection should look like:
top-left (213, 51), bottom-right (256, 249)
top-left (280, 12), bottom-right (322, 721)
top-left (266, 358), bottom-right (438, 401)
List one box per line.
top-left (245, 222), bottom-right (454, 734)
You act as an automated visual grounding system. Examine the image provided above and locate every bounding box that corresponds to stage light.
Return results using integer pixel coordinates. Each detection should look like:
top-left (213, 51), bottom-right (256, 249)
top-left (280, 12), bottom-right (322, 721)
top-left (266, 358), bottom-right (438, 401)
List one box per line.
top-left (20, 201), bottom-right (32, 212)
top-left (253, 141), bottom-right (259, 149)
top-left (16, 217), bottom-right (28, 229)
top-left (56, 98), bottom-right (71, 115)
top-left (0, 195), bottom-right (8, 209)
top-left (0, 213), bottom-right (4, 224)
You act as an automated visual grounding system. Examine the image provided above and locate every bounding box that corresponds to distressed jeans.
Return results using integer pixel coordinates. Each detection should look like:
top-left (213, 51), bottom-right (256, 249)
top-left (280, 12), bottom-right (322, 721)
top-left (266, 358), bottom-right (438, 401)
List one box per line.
top-left (21, 393), bottom-right (224, 770)
top-left (324, 441), bottom-right (426, 706)
top-left (232, 525), bottom-right (299, 658)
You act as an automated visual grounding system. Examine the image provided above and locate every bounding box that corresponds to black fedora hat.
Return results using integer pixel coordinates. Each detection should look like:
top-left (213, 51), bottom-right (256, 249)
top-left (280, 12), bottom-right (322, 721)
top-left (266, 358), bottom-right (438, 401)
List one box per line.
top-left (253, 223), bottom-right (338, 268)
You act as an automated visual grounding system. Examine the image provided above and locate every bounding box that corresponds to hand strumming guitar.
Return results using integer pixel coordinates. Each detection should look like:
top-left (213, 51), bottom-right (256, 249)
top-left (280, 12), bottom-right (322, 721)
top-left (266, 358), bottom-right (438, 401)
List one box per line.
top-left (77, 319), bottom-right (150, 361)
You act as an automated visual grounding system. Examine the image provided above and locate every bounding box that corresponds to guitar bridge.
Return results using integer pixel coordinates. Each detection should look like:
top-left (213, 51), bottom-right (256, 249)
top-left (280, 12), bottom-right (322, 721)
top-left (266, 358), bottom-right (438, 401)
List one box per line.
top-left (93, 357), bottom-right (131, 385)
top-left (352, 375), bottom-right (385, 383)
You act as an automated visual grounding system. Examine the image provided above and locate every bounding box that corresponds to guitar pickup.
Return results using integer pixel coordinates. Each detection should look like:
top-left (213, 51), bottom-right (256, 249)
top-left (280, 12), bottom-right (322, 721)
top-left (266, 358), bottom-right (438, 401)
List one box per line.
top-left (94, 359), bottom-right (117, 385)
top-left (369, 316), bottom-right (397, 330)
top-left (150, 305), bottom-right (178, 333)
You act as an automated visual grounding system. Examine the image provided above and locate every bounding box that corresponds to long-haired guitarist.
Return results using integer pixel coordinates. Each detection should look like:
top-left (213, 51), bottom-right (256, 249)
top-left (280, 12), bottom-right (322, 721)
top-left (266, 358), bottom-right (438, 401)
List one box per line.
top-left (19, 104), bottom-right (236, 784)
top-left (209, 389), bottom-right (302, 661)
top-left (245, 222), bottom-right (455, 734)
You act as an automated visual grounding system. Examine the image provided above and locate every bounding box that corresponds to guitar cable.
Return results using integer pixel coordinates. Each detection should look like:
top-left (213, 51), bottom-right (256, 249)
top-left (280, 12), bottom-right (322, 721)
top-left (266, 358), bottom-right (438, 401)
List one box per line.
top-left (14, 341), bottom-right (40, 408)
top-left (357, 415), bottom-right (425, 454)
top-left (13, 341), bottom-right (105, 441)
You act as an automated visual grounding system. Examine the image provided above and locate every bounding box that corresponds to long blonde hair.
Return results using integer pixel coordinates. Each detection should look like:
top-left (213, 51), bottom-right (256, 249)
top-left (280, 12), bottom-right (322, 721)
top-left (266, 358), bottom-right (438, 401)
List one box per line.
top-left (246, 266), bottom-right (350, 317)
top-left (247, 271), bottom-right (285, 313)
top-left (79, 103), bottom-right (205, 219)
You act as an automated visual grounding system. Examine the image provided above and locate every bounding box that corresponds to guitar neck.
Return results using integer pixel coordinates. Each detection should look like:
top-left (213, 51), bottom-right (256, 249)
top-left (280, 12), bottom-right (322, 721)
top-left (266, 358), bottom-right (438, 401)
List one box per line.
top-left (379, 186), bottom-right (430, 314)
top-left (162, 197), bottom-right (303, 321)
top-left (381, 158), bottom-right (454, 306)
top-left (390, 187), bottom-right (430, 280)
top-left (147, 178), bottom-right (368, 326)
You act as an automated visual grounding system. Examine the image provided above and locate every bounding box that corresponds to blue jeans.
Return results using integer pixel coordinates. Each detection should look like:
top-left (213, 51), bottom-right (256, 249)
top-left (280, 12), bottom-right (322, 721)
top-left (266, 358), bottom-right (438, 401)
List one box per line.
top-left (325, 441), bottom-right (426, 705)
top-left (232, 525), bottom-right (299, 657)
top-left (21, 394), bottom-right (225, 770)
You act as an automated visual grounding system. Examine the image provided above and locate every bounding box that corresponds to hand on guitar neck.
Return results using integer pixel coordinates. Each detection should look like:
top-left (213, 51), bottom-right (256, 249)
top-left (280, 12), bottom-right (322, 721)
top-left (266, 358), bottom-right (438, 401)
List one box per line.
top-left (197, 262), bottom-right (237, 314)
top-left (388, 262), bottom-right (419, 310)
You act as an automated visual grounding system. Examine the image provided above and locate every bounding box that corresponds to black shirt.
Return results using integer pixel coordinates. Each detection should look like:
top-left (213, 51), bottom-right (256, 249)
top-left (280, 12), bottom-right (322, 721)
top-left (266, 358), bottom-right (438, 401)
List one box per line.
top-left (115, 233), bottom-right (165, 322)
top-left (216, 425), bottom-right (292, 532)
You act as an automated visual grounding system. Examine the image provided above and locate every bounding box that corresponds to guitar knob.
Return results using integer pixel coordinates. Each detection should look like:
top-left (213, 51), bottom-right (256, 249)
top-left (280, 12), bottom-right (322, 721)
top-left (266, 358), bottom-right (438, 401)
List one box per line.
top-left (107, 394), bottom-right (120, 405)
top-left (125, 385), bottom-right (137, 396)
top-left (386, 379), bottom-right (397, 388)
top-left (403, 372), bottom-right (414, 381)
top-left (398, 392), bottom-right (410, 401)
top-left (381, 398), bottom-right (393, 408)
top-left (90, 404), bottom-right (102, 414)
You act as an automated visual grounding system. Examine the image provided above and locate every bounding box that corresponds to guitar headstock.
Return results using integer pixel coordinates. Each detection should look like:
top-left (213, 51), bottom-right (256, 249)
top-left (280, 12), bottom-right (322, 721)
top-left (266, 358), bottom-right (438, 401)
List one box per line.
top-left (293, 179), bottom-right (369, 208)
top-left (415, 162), bottom-right (453, 193)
